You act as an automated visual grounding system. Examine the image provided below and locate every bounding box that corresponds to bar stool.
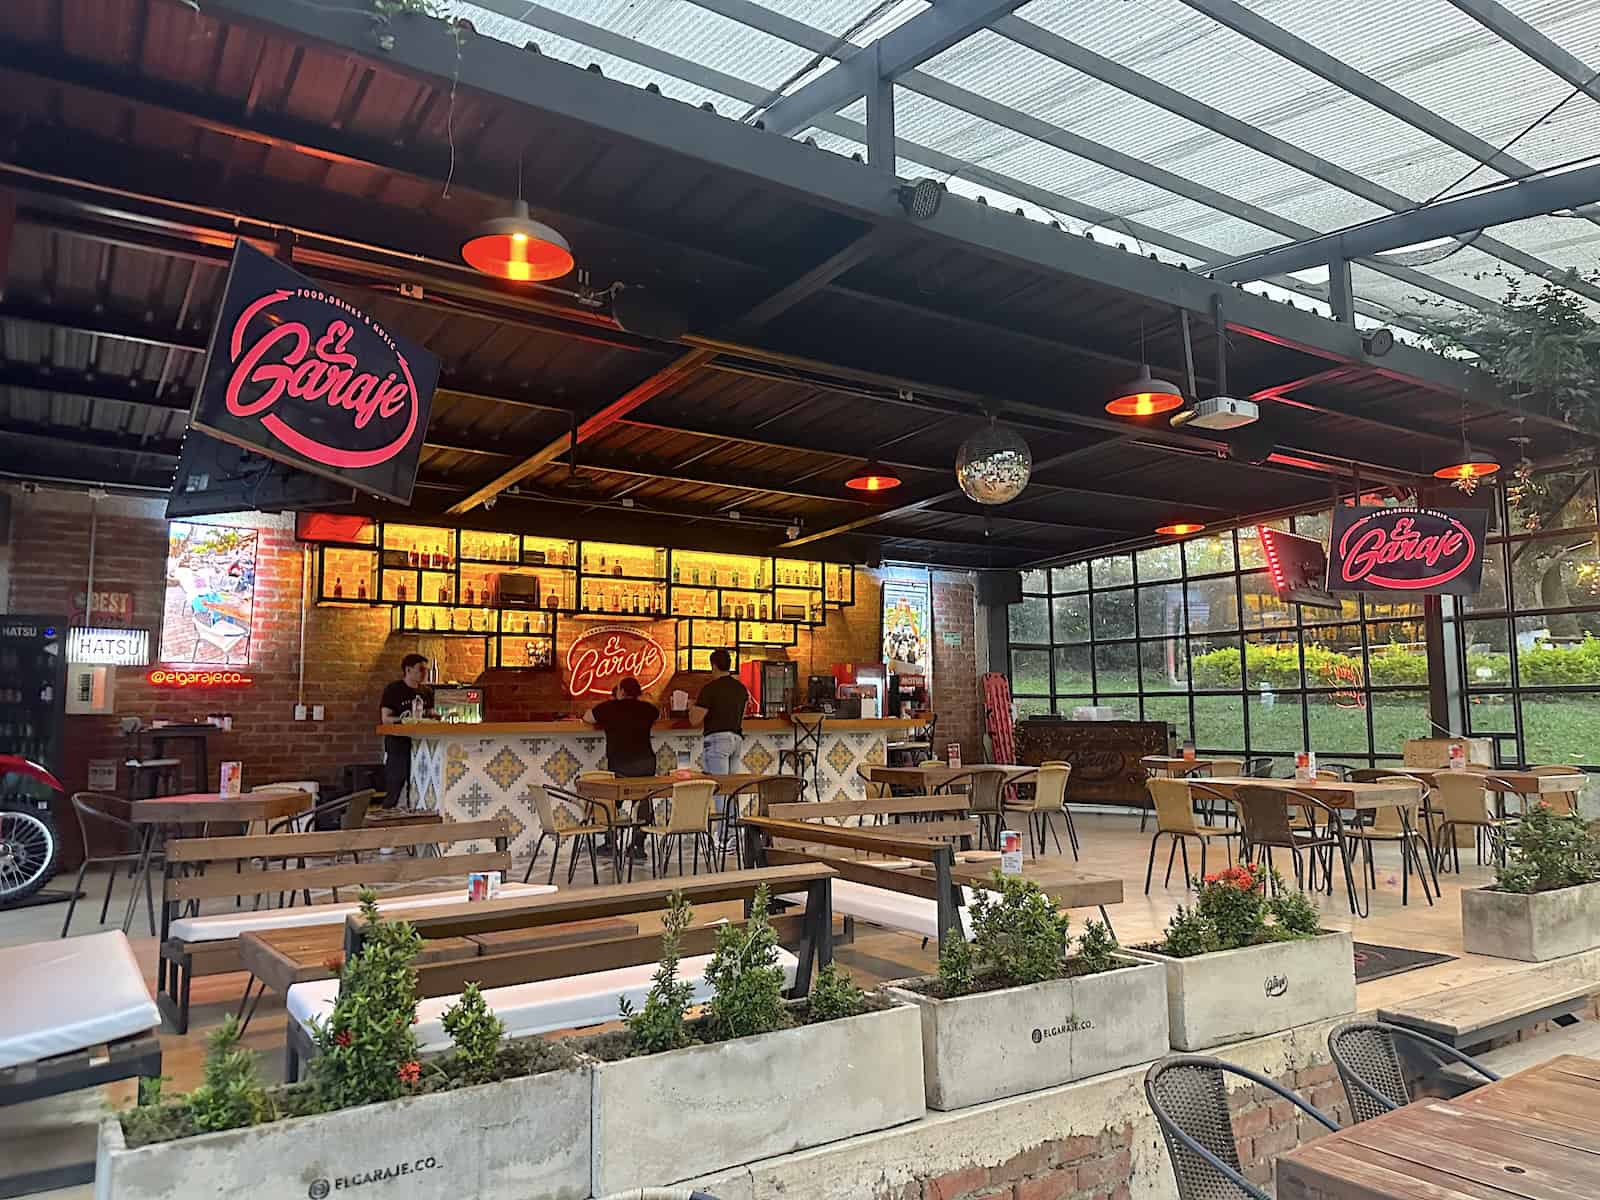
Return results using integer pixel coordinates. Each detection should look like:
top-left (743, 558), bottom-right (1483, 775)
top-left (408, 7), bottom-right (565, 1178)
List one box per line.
top-left (124, 758), bottom-right (182, 801)
top-left (779, 713), bottom-right (824, 800)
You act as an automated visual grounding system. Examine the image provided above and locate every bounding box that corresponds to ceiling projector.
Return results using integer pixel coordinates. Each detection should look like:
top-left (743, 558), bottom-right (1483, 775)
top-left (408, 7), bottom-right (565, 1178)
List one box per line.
top-left (1171, 396), bottom-right (1258, 430)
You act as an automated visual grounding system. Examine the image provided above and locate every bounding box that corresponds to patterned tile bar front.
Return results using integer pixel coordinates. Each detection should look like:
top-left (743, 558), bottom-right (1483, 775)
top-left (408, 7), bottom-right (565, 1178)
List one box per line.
top-left (389, 719), bottom-right (924, 858)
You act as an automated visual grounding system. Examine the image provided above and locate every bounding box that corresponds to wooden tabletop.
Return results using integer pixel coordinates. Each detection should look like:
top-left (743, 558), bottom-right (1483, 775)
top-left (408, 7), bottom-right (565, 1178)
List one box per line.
top-left (1195, 776), bottom-right (1419, 810)
top-left (1141, 756), bottom-right (1219, 775)
top-left (1382, 766), bottom-right (1586, 795)
top-left (868, 764), bottom-right (1037, 788)
top-left (131, 791), bottom-right (309, 824)
top-left (1277, 1056), bottom-right (1600, 1199)
top-left (576, 772), bottom-right (781, 804)
top-left (948, 862), bottom-right (1124, 910)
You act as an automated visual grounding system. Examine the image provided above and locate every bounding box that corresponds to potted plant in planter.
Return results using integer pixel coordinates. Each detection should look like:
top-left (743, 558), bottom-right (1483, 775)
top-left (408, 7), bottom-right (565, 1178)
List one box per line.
top-left (1128, 863), bottom-right (1355, 1051)
top-left (96, 893), bottom-right (591, 1200)
top-left (883, 873), bottom-right (1168, 1110)
top-left (579, 885), bottom-right (924, 1195)
top-left (1462, 801), bottom-right (1600, 961)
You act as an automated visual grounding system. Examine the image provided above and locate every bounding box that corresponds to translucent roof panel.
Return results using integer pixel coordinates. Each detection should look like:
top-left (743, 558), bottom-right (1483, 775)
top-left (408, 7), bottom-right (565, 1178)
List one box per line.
top-left (459, 0), bottom-right (1600, 320)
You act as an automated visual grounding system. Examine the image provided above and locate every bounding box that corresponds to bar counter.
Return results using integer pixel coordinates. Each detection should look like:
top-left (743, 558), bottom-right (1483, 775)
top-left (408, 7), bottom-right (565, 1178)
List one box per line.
top-left (378, 716), bottom-right (928, 857)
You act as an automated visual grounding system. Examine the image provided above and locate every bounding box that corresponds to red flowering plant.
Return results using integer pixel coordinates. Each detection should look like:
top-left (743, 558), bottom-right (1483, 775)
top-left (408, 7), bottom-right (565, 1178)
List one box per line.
top-left (308, 890), bottom-right (423, 1110)
top-left (1158, 861), bottom-right (1322, 958)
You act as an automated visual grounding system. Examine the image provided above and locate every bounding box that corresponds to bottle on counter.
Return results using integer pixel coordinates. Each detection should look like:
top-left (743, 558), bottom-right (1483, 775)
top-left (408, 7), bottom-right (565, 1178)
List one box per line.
top-left (397, 580), bottom-right (407, 602)
top-left (357, 578), bottom-right (368, 600)
top-left (333, 576), bottom-right (344, 599)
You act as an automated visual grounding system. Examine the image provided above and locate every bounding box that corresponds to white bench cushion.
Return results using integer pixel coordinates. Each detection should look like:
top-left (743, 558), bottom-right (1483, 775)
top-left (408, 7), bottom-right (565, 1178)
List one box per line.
top-left (170, 882), bottom-right (556, 942)
top-left (783, 880), bottom-right (977, 940)
top-left (286, 948), bottom-right (800, 1053)
top-left (0, 931), bottom-right (159, 1069)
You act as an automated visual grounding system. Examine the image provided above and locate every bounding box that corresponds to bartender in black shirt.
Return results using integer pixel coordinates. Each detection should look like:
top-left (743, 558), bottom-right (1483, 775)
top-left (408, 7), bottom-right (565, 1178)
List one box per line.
top-left (379, 653), bottom-right (432, 810)
top-left (583, 675), bottom-right (660, 777)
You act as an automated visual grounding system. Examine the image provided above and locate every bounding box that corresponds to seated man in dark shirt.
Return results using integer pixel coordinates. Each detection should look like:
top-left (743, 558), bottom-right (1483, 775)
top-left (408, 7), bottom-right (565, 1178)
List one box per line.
top-left (584, 676), bottom-right (660, 777)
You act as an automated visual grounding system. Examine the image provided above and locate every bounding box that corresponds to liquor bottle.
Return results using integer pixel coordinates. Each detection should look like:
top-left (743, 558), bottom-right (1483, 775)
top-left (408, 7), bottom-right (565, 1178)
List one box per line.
top-left (438, 582), bottom-right (450, 604)
top-left (613, 560), bottom-right (622, 577)
top-left (333, 576), bottom-right (344, 599)
top-left (357, 578), bottom-right (368, 601)
top-left (428, 610), bottom-right (437, 630)
top-left (599, 554), bottom-right (607, 576)
top-left (731, 567), bottom-right (740, 589)
top-left (523, 613), bottom-right (531, 634)
top-left (672, 561), bottom-right (680, 584)
top-left (464, 582), bottom-right (474, 606)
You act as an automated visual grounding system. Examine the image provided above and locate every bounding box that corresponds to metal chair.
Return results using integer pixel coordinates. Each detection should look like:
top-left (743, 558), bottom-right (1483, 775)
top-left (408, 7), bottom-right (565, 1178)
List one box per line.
top-left (1145, 1055), bottom-right (1339, 1200)
top-left (1328, 1021), bottom-right (1500, 1124)
top-left (1145, 778), bottom-right (1241, 894)
top-left (61, 792), bottom-right (160, 937)
top-left (1004, 763), bottom-right (1074, 858)
top-left (1523, 765), bottom-right (1582, 816)
top-left (964, 766), bottom-right (1011, 849)
top-left (1432, 770), bottom-right (1515, 871)
top-left (639, 780), bottom-right (717, 879)
top-left (1244, 757), bottom-right (1275, 778)
top-left (778, 714), bottom-right (824, 800)
top-left (524, 784), bottom-right (610, 885)
top-left (1343, 776), bottom-right (1437, 906)
top-left (1233, 785), bottom-right (1360, 913)
top-left (720, 774), bottom-right (801, 868)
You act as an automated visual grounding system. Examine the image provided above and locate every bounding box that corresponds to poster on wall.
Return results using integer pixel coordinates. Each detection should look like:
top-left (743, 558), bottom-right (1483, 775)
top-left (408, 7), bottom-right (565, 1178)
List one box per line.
top-left (881, 578), bottom-right (933, 680)
top-left (1326, 506), bottom-right (1488, 595)
top-left (190, 240), bottom-right (440, 504)
top-left (160, 522), bottom-right (258, 665)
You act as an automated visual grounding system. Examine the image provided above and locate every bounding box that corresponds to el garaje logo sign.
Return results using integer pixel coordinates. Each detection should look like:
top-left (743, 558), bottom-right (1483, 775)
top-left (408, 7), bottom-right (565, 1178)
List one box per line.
top-left (1326, 506), bottom-right (1488, 596)
top-left (191, 241), bottom-right (440, 505)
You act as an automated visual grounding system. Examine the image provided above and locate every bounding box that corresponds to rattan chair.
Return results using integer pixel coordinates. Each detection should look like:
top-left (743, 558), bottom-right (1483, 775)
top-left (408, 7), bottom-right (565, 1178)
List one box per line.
top-left (640, 779), bottom-right (717, 879)
top-left (1432, 770), bottom-right (1515, 872)
top-left (1328, 1021), bottom-right (1499, 1124)
top-left (524, 784), bottom-right (610, 885)
top-left (1146, 1055), bottom-right (1339, 1200)
top-left (1145, 778), bottom-right (1242, 894)
top-left (1523, 765), bottom-right (1582, 816)
top-left (1343, 776), bottom-right (1437, 905)
top-left (965, 766), bottom-right (1012, 849)
top-left (1233, 785), bottom-right (1360, 912)
top-left (1004, 763), bottom-right (1075, 858)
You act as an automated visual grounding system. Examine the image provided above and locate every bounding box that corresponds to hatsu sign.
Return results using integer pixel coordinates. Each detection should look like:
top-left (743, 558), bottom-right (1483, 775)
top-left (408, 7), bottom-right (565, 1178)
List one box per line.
top-left (191, 241), bottom-right (440, 504)
top-left (566, 627), bottom-right (667, 697)
top-left (1327, 505), bottom-right (1488, 595)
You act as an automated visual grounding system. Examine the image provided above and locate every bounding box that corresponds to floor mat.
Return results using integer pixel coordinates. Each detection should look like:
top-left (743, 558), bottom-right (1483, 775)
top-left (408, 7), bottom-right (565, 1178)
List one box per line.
top-left (1353, 941), bottom-right (1455, 983)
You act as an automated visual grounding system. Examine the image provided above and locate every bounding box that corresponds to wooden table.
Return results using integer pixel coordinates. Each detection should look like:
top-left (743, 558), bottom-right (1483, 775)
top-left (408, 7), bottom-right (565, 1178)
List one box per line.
top-left (1141, 755), bottom-right (1219, 777)
top-left (123, 791), bottom-right (311, 933)
top-left (1277, 1055), bottom-right (1600, 1199)
top-left (576, 771), bottom-right (778, 807)
top-left (1196, 776), bottom-right (1420, 810)
top-left (868, 764), bottom-right (1036, 790)
top-left (948, 861), bottom-right (1124, 915)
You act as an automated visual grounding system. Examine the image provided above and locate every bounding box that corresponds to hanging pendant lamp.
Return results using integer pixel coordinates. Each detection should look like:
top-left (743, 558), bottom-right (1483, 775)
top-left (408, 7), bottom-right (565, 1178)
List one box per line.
top-left (461, 198), bottom-right (574, 282)
top-left (845, 460), bottom-right (902, 492)
top-left (1155, 522), bottom-right (1206, 537)
top-left (1107, 365), bottom-right (1185, 417)
top-left (1432, 433), bottom-right (1500, 483)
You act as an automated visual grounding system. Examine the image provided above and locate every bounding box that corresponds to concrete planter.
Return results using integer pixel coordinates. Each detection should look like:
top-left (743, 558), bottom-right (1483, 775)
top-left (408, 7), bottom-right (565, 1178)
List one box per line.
top-left (1461, 880), bottom-right (1600, 962)
top-left (1128, 931), bottom-right (1355, 1052)
top-left (584, 1001), bottom-right (924, 1195)
top-left (883, 955), bottom-right (1169, 1111)
top-left (95, 1064), bottom-right (591, 1200)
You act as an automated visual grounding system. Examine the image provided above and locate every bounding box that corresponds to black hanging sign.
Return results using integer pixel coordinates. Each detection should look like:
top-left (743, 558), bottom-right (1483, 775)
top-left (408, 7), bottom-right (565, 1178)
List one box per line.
top-left (191, 241), bottom-right (439, 504)
top-left (1326, 505), bottom-right (1488, 595)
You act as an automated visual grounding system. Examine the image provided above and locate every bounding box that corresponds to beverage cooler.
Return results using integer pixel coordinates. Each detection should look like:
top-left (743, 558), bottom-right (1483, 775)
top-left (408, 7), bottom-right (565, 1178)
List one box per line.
top-left (0, 616), bottom-right (67, 775)
top-left (432, 686), bottom-right (483, 724)
top-left (738, 659), bottom-right (798, 717)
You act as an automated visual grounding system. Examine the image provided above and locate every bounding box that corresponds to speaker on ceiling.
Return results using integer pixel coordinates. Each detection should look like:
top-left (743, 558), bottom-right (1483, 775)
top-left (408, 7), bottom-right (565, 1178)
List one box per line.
top-left (1224, 424), bottom-right (1278, 465)
top-left (977, 570), bottom-right (1024, 607)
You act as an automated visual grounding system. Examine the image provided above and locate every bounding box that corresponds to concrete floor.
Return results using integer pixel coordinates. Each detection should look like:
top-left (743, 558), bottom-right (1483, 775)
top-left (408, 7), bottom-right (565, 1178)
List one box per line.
top-left (0, 809), bottom-right (1536, 1199)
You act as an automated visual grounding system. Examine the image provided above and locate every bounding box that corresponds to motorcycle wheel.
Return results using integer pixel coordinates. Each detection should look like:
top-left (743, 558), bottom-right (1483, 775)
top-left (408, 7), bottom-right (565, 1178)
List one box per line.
top-left (0, 800), bottom-right (59, 906)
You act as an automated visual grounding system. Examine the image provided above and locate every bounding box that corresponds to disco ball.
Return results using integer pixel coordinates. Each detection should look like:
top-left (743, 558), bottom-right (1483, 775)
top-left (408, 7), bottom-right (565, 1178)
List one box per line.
top-left (956, 421), bottom-right (1032, 505)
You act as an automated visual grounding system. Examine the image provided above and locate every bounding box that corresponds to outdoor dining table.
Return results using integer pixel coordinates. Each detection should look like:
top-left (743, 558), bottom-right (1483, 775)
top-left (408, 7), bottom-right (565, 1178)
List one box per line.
top-left (124, 790), bottom-right (310, 933)
top-left (867, 763), bottom-right (1037, 791)
top-left (1277, 1054), bottom-right (1600, 1199)
top-left (1140, 755), bottom-right (1219, 777)
top-left (1381, 765), bottom-right (1586, 817)
top-left (574, 772), bottom-right (785, 823)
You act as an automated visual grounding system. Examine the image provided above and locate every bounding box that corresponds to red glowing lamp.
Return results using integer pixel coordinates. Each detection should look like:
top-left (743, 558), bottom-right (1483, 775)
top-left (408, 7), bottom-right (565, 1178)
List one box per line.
top-left (1155, 522), bottom-right (1206, 536)
top-left (1106, 366), bottom-right (1184, 417)
top-left (845, 461), bottom-right (902, 492)
top-left (1432, 459), bottom-right (1500, 481)
top-left (461, 200), bottom-right (574, 282)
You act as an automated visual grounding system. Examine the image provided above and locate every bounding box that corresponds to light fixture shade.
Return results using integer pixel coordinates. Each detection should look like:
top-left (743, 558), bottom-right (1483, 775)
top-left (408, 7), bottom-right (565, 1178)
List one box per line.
top-left (1106, 365), bottom-right (1184, 417)
top-left (1432, 458), bottom-right (1500, 481)
top-left (956, 421), bottom-right (1032, 505)
top-left (1155, 522), bottom-right (1206, 536)
top-left (845, 461), bottom-right (902, 492)
top-left (461, 199), bottom-right (574, 282)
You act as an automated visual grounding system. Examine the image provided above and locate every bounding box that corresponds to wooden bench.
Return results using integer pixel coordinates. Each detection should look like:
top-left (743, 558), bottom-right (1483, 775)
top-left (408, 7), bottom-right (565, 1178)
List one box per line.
top-left (1440, 1016), bottom-right (1600, 1087)
top-left (156, 817), bottom-right (517, 1033)
top-left (284, 864), bottom-right (837, 1080)
top-left (1379, 970), bottom-right (1599, 1049)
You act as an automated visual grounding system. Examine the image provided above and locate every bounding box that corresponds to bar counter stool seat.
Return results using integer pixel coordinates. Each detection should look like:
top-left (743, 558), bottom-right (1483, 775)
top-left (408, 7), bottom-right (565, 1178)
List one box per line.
top-left (638, 780), bottom-right (716, 879)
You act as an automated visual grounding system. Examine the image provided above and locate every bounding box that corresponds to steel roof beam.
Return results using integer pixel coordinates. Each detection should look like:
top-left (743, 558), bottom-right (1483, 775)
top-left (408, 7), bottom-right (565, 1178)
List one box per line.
top-left (985, 14), bottom-right (1600, 308)
top-left (1210, 160), bottom-right (1600, 282)
top-left (1448, 0), bottom-right (1600, 105)
top-left (748, 0), bottom-right (1027, 136)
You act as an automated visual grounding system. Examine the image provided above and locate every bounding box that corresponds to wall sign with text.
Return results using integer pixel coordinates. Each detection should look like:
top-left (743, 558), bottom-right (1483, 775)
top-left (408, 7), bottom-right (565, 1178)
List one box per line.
top-left (1327, 506), bottom-right (1487, 595)
top-left (882, 578), bottom-right (932, 677)
top-left (192, 240), bottom-right (440, 504)
top-left (66, 626), bottom-right (151, 666)
top-left (565, 626), bottom-right (667, 697)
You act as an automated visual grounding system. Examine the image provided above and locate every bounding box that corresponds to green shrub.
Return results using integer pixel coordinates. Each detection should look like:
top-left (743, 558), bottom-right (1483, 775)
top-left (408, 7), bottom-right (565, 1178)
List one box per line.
top-left (706, 884), bottom-right (788, 1040)
top-left (309, 891), bottom-right (423, 1110)
top-left (188, 1017), bottom-right (275, 1133)
top-left (621, 890), bottom-right (695, 1054)
top-left (440, 983), bottom-right (504, 1086)
top-left (965, 873), bottom-right (1071, 988)
top-left (807, 962), bottom-right (867, 1023)
top-left (1366, 645), bottom-right (1428, 687)
top-left (1075, 919), bottom-right (1119, 975)
top-left (1159, 863), bottom-right (1320, 956)
top-left (936, 935), bottom-right (976, 997)
top-left (1267, 888), bottom-right (1322, 938)
top-left (1520, 636), bottom-right (1600, 685)
top-left (1194, 863), bottom-right (1269, 948)
top-left (1160, 905), bottom-right (1220, 959)
top-left (1496, 802), bottom-right (1600, 894)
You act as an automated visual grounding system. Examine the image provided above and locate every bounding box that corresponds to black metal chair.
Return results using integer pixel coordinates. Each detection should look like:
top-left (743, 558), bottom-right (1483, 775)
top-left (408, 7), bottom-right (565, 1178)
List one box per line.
top-left (1233, 785), bottom-right (1362, 914)
top-left (1328, 1021), bottom-right (1500, 1124)
top-left (779, 714), bottom-right (824, 800)
top-left (1146, 1055), bottom-right (1340, 1200)
top-left (720, 774), bottom-right (801, 869)
top-left (61, 791), bottom-right (160, 937)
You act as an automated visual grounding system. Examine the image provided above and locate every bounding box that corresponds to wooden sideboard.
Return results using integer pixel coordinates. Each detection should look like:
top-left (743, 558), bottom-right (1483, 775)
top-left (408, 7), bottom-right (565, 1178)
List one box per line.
top-left (1015, 719), bottom-right (1173, 810)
